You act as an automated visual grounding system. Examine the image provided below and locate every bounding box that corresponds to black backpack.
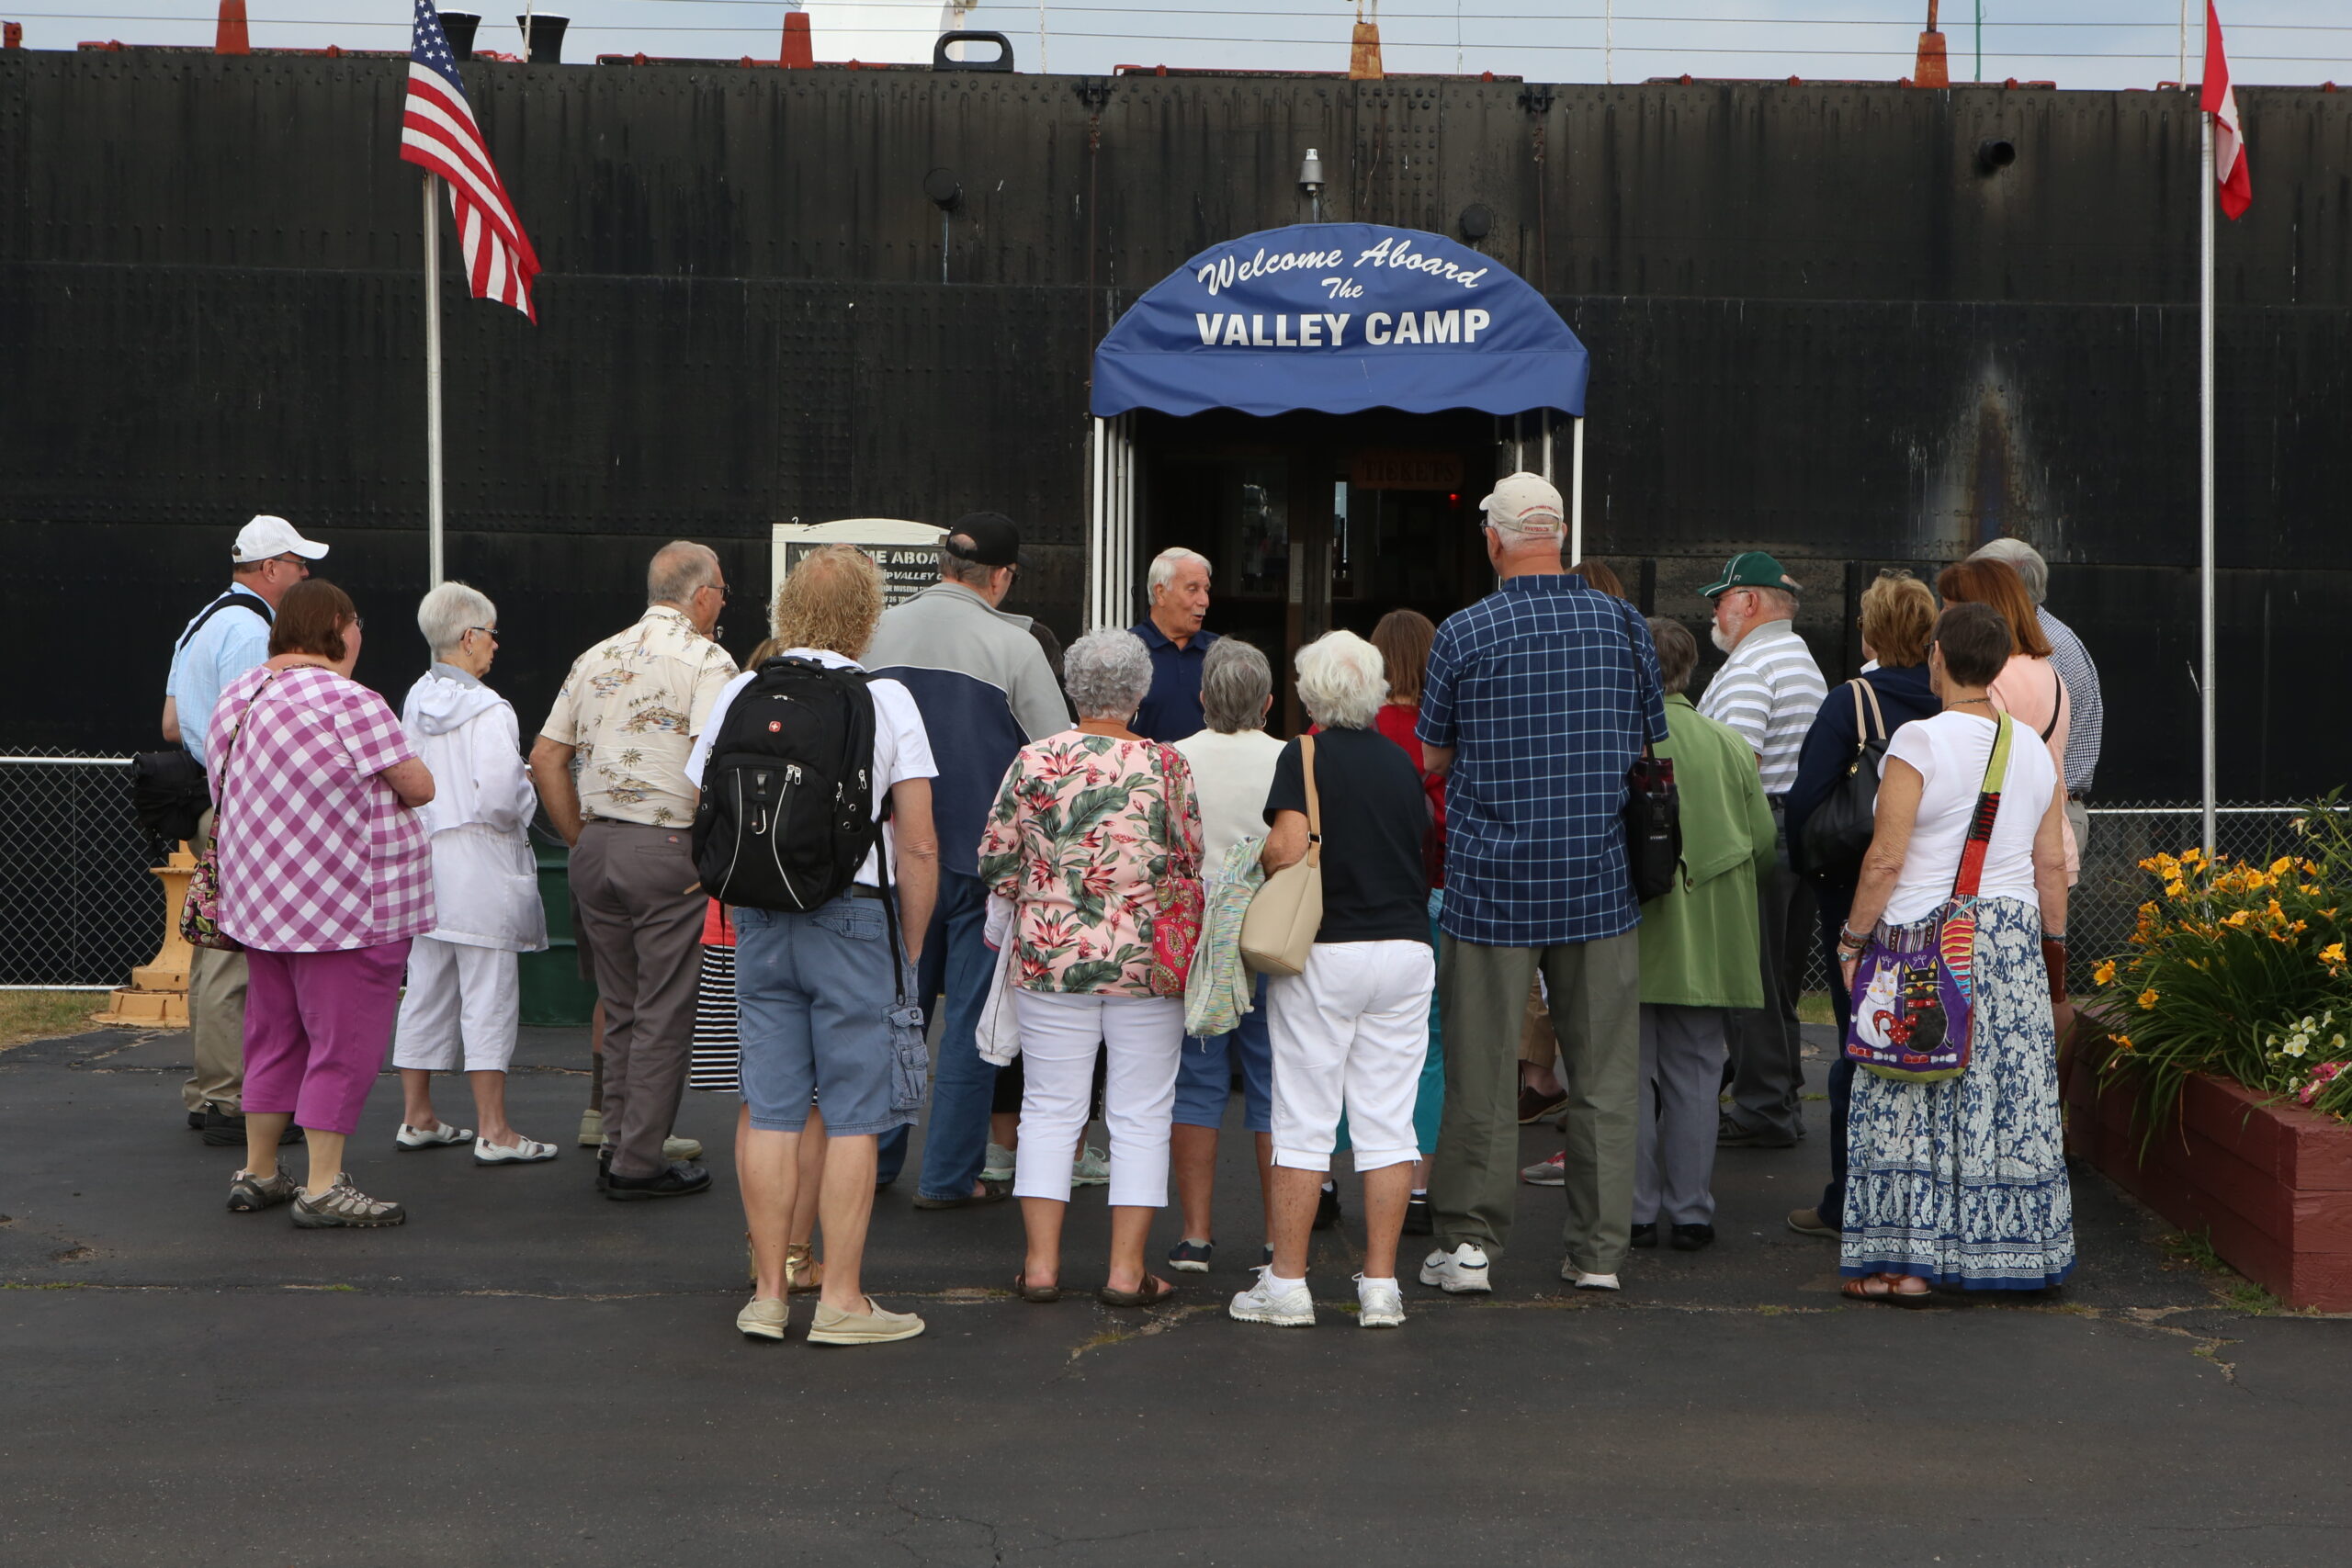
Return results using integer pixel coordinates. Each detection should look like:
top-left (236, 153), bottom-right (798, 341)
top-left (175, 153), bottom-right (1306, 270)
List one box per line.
top-left (691, 656), bottom-right (883, 913)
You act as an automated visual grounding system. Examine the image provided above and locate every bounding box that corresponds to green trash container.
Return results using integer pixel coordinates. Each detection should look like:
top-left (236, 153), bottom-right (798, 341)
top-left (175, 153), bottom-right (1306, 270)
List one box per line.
top-left (517, 840), bottom-right (598, 1027)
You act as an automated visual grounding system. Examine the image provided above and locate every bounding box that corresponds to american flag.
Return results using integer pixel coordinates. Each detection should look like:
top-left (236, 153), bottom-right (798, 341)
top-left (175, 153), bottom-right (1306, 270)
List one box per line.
top-left (401, 0), bottom-right (541, 321)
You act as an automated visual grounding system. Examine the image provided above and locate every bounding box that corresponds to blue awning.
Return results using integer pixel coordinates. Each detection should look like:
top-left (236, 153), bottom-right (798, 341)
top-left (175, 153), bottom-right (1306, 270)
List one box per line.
top-left (1090, 223), bottom-right (1588, 420)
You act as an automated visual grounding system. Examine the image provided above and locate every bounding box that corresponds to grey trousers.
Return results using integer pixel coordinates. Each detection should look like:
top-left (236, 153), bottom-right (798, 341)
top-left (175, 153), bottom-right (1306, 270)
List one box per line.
top-left (1430, 930), bottom-right (1641, 1272)
top-left (1635, 1003), bottom-right (1730, 1225)
top-left (571, 821), bottom-right (707, 1179)
top-left (183, 808), bottom-right (248, 1113)
top-left (1725, 820), bottom-right (1817, 1142)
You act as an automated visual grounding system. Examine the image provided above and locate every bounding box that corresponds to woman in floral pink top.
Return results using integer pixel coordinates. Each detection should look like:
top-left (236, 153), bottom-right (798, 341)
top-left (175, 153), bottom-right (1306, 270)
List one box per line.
top-left (979, 629), bottom-right (1203, 1307)
top-left (205, 581), bottom-right (437, 1231)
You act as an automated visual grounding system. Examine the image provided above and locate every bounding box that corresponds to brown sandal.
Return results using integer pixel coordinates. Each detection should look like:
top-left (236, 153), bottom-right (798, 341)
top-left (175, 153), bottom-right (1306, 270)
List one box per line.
top-left (1842, 1273), bottom-right (1932, 1306)
top-left (1013, 1272), bottom-right (1061, 1304)
top-left (1096, 1274), bottom-right (1179, 1308)
top-left (786, 1243), bottom-right (824, 1294)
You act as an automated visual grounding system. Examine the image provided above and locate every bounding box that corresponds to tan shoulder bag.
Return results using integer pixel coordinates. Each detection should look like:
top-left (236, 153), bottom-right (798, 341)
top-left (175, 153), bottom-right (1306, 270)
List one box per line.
top-left (1239, 733), bottom-right (1324, 977)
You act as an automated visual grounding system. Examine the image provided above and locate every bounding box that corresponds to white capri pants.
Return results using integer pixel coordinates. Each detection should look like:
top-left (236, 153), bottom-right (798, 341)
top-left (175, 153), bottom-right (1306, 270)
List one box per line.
top-left (390, 936), bottom-right (521, 1074)
top-left (1012, 990), bottom-right (1184, 1208)
top-left (1267, 939), bottom-right (1435, 1173)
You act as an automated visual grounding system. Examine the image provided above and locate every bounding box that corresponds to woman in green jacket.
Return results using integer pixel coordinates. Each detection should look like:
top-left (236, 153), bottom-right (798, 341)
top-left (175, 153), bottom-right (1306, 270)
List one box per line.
top-left (1633, 617), bottom-right (1777, 1249)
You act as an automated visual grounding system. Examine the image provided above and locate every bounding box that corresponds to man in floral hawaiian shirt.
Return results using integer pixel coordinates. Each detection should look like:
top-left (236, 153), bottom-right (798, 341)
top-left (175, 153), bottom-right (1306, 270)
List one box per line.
top-left (532, 542), bottom-right (739, 1201)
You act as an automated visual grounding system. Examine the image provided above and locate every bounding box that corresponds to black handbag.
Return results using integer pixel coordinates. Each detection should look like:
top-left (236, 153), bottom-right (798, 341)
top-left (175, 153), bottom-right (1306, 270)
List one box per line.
top-left (1623, 745), bottom-right (1682, 903)
top-left (131, 749), bottom-right (211, 845)
top-left (1801, 678), bottom-right (1889, 881)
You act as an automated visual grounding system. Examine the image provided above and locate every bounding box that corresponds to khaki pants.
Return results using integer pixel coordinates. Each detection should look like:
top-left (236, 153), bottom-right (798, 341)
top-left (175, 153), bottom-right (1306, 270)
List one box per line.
top-left (571, 821), bottom-right (706, 1180)
top-left (183, 807), bottom-right (249, 1113)
top-left (1430, 930), bottom-right (1641, 1272)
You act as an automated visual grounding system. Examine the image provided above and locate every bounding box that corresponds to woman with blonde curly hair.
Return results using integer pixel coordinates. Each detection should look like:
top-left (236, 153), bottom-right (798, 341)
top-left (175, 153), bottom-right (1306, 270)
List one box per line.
top-left (686, 545), bottom-right (943, 1346)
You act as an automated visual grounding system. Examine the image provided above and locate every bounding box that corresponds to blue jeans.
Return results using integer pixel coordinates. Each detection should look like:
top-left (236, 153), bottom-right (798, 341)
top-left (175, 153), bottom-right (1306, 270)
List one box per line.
top-left (734, 894), bottom-right (912, 1138)
top-left (914, 870), bottom-right (999, 1201)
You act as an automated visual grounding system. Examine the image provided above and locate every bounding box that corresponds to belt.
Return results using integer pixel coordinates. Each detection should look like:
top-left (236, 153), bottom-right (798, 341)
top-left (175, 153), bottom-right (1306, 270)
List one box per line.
top-left (847, 884), bottom-right (885, 901)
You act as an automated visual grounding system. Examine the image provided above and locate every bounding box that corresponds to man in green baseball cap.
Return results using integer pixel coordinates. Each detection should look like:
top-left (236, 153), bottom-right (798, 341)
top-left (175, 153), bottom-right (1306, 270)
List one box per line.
top-left (1694, 548), bottom-right (1826, 1152)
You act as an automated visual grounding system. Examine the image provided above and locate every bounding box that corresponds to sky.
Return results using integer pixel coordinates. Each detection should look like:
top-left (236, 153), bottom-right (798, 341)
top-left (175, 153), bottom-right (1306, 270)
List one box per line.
top-left (9, 0), bottom-right (2351, 88)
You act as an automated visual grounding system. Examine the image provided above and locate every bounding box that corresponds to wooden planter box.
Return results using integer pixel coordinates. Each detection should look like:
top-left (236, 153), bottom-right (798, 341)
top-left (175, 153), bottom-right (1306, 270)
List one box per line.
top-left (2064, 1031), bottom-right (2352, 1311)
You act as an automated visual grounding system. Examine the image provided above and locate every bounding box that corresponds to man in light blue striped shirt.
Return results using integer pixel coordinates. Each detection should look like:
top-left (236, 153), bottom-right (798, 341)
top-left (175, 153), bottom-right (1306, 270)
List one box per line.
top-left (1696, 552), bottom-right (1826, 1149)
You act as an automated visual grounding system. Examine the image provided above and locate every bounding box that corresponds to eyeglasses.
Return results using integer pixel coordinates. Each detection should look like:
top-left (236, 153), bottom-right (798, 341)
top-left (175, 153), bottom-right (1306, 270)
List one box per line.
top-left (267, 553), bottom-right (311, 571)
top-left (350, 616), bottom-right (365, 632)
top-left (465, 625), bottom-right (498, 641)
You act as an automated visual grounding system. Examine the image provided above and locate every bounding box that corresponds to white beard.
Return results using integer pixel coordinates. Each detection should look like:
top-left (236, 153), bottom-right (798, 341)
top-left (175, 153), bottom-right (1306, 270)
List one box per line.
top-left (1710, 622), bottom-right (1736, 655)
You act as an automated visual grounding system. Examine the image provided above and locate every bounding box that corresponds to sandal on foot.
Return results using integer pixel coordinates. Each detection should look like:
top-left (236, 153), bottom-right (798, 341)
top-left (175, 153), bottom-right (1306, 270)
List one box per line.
top-left (786, 1243), bottom-right (824, 1294)
top-left (1842, 1274), bottom-right (1931, 1306)
top-left (1096, 1274), bottom-right (1178, 1308)
top-left (1014, 1271), bottom-right (1062, 1303)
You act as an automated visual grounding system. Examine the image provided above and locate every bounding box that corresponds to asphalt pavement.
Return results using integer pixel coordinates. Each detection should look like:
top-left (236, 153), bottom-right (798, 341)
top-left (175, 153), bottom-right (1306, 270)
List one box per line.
top-left (4, 1021), bottom-right (2347, 1567)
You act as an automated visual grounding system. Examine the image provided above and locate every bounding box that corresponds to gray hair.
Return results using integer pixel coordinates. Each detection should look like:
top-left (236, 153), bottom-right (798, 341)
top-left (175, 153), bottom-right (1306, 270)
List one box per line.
top-left (938, 539), bottom-right (995, 588)
top-left (647, 540), bottom-right (721, 607)
top-left (1147, 547), bottom-right (1212, 599)
top-left (1294, 629), bottom-right (1387, 731)
top-left (1755, 584), bottom-right (1799, 619)
top-left (1969, 536), bottom-right (2050, 605)
top-left (1063, 627), bottom-right (1155, 721)
top-left (1199, 638), bottom-right (1272, 733)
top-left (418, 580), bottom-right (496, 659)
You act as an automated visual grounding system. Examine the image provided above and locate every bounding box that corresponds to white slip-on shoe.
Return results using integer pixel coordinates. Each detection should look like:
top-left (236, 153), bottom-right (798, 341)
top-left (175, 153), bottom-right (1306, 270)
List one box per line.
top-left (736, 1295), bottom-right (789, 1343)
top-left (1354, 1275), bottom-right (1406, 1328)
top-left (1227, 1269), bottom-right (1315, 1326)
top-left (395, 1122), bottom-right (473, 1150)
top-left (1419, 1243), bottom-right (1493, 1294)
top-left (474, 1135), bottom-right (559, 1166)
top-left (1566, 1269), bottom-right (1622, 1292)
top-left (807, 1297), bottom-right (925, 1347)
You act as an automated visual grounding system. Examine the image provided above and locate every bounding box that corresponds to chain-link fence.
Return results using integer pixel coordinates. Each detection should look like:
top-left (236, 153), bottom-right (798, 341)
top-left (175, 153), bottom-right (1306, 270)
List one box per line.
top-left (0, 754), bottom-right (157, 989)
top-left (1796, 801), bottom-right (2329, 996)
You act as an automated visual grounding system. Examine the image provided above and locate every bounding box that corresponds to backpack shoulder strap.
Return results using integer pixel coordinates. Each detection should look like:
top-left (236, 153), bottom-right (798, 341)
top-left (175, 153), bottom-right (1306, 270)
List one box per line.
top-left (176, 591), bottom-right (272, 656)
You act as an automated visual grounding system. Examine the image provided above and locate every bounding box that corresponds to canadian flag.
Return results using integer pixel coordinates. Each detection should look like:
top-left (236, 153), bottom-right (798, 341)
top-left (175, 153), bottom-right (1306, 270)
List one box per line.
top-left (2201, 1), bottom-right (2252, 220)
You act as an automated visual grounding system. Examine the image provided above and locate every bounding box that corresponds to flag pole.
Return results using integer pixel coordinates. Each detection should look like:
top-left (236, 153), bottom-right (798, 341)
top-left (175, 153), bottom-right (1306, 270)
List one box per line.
top-left (423, 173), bottom-right (446, 589)
top-left (2198, 90), bottom-right (2217, 860)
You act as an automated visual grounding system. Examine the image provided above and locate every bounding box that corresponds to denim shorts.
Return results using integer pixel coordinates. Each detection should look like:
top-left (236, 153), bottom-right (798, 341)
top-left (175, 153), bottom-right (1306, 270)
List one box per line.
top-left (1172, 973), bottom-right (1273, 1134)
top-left (734, 893), bottom-right (925, 1138)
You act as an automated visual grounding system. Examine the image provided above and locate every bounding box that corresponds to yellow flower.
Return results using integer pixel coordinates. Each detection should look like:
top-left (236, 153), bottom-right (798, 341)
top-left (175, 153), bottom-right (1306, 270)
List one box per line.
top-left (2223, 909), bottom-right (2254, 928)
top-left (2113, 1033), bottom-right (2135, 1051)
top-left (2093, 959), bottom-right (2118, 987)
top-left (2324, 942), bottom-right (2346, 965)
top-left (2137, 988), bottom-right (2160, 1010)
top-left (2271, 855), bottom-right (2298, 878)
top-left (2182, 847), bottom-right (2209, 869)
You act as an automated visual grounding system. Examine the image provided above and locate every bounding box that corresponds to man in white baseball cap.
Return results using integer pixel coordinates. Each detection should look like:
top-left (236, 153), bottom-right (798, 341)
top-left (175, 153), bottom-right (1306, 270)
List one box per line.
top-left (162, 514), bottom-right (328, 1145)
top-left (1478, 471), bottom-right (1566, 534)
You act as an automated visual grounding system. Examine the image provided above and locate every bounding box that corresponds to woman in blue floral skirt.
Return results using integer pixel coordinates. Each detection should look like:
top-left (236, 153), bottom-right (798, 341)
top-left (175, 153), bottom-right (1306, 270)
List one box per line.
top-left (1834, 602), bottom-right (2075, 1302)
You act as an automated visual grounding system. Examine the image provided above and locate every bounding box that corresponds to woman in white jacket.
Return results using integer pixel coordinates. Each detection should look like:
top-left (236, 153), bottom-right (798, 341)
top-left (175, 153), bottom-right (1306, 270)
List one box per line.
top-left (390, 582), bottom-right (554, 1164)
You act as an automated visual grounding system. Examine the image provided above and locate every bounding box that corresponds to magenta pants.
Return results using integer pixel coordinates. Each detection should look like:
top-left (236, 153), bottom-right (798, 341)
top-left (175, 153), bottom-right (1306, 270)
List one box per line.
top-left (241, 941), bottom-right (413, 1135)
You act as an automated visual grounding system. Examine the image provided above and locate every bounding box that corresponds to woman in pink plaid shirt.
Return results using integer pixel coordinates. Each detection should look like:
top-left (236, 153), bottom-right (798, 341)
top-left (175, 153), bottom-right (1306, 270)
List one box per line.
top-left (206, 580), bottom-right (438, 1229)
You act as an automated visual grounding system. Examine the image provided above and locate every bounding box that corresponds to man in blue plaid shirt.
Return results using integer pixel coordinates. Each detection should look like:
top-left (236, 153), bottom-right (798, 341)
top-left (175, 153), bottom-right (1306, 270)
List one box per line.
top-left (1416, 473), bottom-right (1668, 1295)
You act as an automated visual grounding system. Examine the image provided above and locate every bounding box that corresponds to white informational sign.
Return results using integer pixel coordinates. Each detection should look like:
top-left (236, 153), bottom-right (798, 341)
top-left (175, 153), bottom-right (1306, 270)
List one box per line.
top-left (771, 517), bottom-right (947, 611)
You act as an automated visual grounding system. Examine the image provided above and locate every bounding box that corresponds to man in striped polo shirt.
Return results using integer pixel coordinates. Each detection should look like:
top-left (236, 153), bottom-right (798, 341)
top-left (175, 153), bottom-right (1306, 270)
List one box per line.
top-left (1697, 552), bottom-right (1826, 1149)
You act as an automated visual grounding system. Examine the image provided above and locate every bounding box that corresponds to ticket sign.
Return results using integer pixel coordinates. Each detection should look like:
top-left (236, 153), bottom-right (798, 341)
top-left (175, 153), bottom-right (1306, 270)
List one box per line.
top-left (1091, 222), bottom-right (1589, 421)
top-left (1350, 451), bottom-right (1465, 491)
top-left (772, 517), bottom-right (946, 609)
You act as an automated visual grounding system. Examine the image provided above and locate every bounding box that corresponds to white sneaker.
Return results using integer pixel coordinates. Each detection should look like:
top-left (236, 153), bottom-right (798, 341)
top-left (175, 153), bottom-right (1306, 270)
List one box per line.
top-left (1418, 1243), bottom-right (1493, 1294)
top-left (981, 1142), bottom-right (1017, 1184)
top-left (1566, 1269), bottom-right (1622, 1292)
top-left (1227, 1269), bottom-right (1316, 1326)
top-left (1070, 1144), bottom-right (1110, 1187)
top-left (664, 1134), bottom-right (704, 1162)
top-left (395, 1122), bottom-right (472, 1149)
top-left (473, 1134), bottom-right (558, 1166)
top-left (1354, 1274), bottom-right (1406, 1328)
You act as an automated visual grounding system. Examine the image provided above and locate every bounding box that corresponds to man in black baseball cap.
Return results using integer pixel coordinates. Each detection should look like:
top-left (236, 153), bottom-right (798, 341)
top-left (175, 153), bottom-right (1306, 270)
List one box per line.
top-left (865, 513), bottom-right (1071, 1209)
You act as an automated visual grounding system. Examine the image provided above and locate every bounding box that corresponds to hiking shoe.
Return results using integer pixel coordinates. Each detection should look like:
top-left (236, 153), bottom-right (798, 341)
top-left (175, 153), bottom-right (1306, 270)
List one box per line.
top-left (396, 1122), bottom-right (472, 1150)
top-left (981, 1142), bottom-right (1017, 1184)
top-left (736, 1295), bottom-right (789, 1343)
top-left (664, 1134), bottom-right (704, 1162)
top-left (1167, 1238), bottom-right (1216, 1274)
top-left (807, 1297), bottom-right (925, 1346)
top-left (1786, 1206), bottom-right (1838, 1240)
top-left (1418, 1243), bottom-right (1492, 1294)
top-left (1521, 1151), bottom-right (1566, 1187)
top-left (1354, 1274), bottom-right (1406, 1329)
top-left (577, 1108), bottom-right (604, 1147)
top-left (604, 1160), bottom-right (712, 1201)
top-left (1670, 1224), bottom-right (1716, 1251)
top-left (291, 1180), bottom-right (406, 1228)
top-left (1402, 1194), bottom-right (1433, 1235)
top-left (1314, 1183), bottom-right (1341, 1231)
top-left (1228, 1269), bottom-right (1315, 1327)
top-left (226, 1164), bottom-right (298, 1213)
top-left (1071, 1144), bottom-right (1110, 1187)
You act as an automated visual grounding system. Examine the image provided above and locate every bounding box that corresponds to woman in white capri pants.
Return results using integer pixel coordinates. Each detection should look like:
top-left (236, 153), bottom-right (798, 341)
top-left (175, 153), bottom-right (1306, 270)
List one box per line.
top-left (978, 629), bottom-right (1202, 1308)
top-left (390, 581), bottom-right (553, 1165)
top-left (1230, 631), bottom-right (1434, 1332)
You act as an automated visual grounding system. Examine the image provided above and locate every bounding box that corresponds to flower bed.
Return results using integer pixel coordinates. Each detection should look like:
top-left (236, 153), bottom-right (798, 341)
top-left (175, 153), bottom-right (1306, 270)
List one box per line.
top-left (2070, 802), bottom-right (2352, 1309)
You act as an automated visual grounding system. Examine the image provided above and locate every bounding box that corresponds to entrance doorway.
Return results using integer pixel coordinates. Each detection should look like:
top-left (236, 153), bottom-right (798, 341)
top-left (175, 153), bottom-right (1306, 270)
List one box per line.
top-left (1136, 408), bottom-right (1497, 732)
